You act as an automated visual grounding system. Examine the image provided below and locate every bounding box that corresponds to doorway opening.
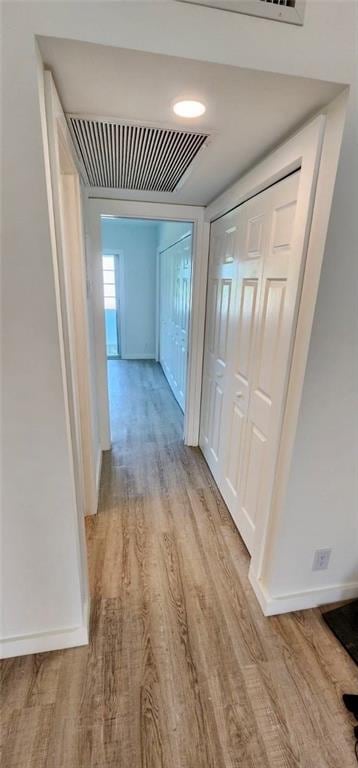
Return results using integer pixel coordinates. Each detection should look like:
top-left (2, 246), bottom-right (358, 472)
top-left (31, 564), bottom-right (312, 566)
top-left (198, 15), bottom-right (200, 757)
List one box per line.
top-left (100, 216), bottom-right (194, 442)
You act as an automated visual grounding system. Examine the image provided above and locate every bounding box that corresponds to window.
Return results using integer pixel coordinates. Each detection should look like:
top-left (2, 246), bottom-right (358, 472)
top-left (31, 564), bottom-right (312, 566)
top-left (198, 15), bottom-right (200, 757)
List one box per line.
top-left (102, 255), bottom-right (120, 357)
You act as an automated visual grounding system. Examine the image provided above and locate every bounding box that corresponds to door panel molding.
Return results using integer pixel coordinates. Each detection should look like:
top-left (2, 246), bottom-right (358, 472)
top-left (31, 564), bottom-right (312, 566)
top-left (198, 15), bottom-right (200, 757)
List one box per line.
top-left (202, 175), bottom-right (302, 555)
top-left (159, 233), bottom-right (192, 411)
top-left (202, 115), bottom-right (333, 606)
top-left (43, 72), bottom-right (90, 646)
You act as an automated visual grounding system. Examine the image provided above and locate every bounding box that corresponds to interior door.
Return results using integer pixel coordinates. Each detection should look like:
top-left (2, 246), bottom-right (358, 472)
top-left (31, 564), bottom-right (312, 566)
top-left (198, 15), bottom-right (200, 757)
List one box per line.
top-left (220, 194), bottom-right (266, 538)
top-left (171, 242), bottom-right (180, 396)
top-left (176, 234), bottom-right (191, 409)
top-left (200, 171), bottom-right (302, 554)
top-left (159, 233), bottom-right (192, 411)
top-left (200, 213), bottom-right (238, 477)
top-left (159, 243), bottom-right (171, 382)
top-left (238, 172), bottom-right (301, 552)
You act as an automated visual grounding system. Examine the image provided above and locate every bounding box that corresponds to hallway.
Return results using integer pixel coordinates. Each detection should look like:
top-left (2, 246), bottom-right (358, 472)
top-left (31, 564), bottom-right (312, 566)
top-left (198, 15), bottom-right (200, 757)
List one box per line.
top-left (1, 360), bottom-right (358, 767)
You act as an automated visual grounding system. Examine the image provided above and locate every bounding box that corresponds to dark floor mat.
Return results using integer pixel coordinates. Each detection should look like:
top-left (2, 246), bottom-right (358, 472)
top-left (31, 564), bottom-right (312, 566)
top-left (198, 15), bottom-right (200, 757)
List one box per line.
top-left (323, 600), bottom-right (358, 666)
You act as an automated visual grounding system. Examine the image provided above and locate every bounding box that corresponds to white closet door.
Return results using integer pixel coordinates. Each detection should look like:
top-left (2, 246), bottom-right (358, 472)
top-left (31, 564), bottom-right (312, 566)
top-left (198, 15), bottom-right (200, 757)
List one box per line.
top-left (220, 194), bottom-right (266, 536)
top-left (159, 234), bottom-right (192, 411)
top-left (176, 236), bottom-right (191, 408)
top-left (238, 173), bottom-right (301, 552)
top-left (200, 171), bottom-right (302, 554)
top-left (200, 213), bottom-right (238, 476)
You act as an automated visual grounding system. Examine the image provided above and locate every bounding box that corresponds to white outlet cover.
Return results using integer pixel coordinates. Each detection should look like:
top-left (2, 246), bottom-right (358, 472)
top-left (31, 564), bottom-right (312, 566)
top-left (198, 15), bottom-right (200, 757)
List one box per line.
top-left (312, 548), bottom-right (331, 571)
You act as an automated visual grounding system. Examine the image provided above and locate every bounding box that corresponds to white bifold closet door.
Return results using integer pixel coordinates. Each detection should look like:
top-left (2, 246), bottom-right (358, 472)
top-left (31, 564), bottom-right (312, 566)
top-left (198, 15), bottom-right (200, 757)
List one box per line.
top-left (160, 233), bottom-right (192, 411)
top-left (200, 172), bottom-right (303, 554)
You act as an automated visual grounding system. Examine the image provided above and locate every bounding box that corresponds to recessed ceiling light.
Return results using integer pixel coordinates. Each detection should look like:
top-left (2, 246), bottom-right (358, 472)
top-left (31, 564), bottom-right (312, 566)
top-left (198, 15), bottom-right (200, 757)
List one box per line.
top-left (173, 100), bottom-right (206, 118)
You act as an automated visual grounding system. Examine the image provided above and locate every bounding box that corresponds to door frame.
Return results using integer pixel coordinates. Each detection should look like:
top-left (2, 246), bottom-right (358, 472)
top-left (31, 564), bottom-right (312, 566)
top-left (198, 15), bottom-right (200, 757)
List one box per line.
top-left (43, 72), bottom-right (91, 638)
top-left (204, 97), bottom-right (348, 612)
top-left (44, 77), bottom-right (98, 520)
top-left (86, 199), bottom-right (208, 448)
top-left (157, 244), bottom-right (163, 372)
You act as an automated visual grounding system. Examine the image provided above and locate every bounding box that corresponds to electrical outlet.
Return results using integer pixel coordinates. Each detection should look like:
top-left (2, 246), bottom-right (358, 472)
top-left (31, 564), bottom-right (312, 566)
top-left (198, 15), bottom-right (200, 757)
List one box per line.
top-left (312, 548), bottom-right (331, 571)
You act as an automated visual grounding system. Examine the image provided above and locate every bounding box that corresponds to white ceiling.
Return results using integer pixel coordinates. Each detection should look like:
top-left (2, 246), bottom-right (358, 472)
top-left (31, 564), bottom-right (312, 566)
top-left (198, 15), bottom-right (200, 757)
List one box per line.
top-left (38, 37), bottom-right (342, 206)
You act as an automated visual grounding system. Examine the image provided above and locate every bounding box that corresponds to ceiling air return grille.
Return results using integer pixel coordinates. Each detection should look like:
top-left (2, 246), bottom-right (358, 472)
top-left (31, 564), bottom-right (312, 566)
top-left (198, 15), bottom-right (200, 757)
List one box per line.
top-left (177, 0), bottom-right (305, 25)
top-left (68, 116), bottom-right (209, 191)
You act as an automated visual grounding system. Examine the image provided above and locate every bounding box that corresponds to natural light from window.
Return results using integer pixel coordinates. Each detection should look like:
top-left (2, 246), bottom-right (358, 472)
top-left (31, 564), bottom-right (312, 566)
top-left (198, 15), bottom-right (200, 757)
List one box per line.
top-left (102, 255), bottom-right (120, 357)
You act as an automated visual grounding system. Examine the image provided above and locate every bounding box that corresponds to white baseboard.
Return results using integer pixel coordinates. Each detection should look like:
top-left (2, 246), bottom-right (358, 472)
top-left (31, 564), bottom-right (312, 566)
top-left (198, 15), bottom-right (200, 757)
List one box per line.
top-left (249, 571), bottom-right (358, 616)
top-left (122, 353), bottom-right (156, 360)
top-left (0, 601), bottom-right (90, 659)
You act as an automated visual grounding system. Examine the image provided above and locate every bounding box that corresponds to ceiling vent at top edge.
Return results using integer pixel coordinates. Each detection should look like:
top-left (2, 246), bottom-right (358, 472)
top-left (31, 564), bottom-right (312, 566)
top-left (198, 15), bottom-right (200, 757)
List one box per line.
top-left (176, 0), bottom-right (305, 26)
top-left (67, 116), bottom-right (210, 192)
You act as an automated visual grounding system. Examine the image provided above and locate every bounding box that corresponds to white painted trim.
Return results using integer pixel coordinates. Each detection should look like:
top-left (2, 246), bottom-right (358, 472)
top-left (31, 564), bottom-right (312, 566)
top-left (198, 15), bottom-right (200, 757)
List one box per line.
top-left (43, 72), bottom-right (90, 613)
top-left (87, 207), bottom-right (112, 450)
top-left (87, 199), bottom-right (206, 446)
top-left (0, 601), bottom-right (90, 659)
top-left (95, 448), bottom-right (102, 502)
top-left (205, 114), bottom-right (325, 567)
top-left (249, 116), bottom-right (326, 582)
top-left (204, 105), bottom-right (349, 613)
top-left (207, 133), bottom-right (309, 222)
top-left (186, 219), bottom-right (210, 444)
top-left (251, 93), bottom-right (350, 598)
top-left (68, 111), bottom-right (214, 136)
top-left (44, 72), bottom-right (98, 519)
top-left (155, 247), bottom-right (160, 362)
top-left (249, 571), bottom-right (358, 617)
top-left (122, 353), bottom-right (157, 360)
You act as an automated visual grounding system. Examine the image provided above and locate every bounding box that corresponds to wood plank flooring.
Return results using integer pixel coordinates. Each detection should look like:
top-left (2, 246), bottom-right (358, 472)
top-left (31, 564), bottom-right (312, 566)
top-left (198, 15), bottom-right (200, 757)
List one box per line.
top-left (1, 359), bottom-right (358, 767)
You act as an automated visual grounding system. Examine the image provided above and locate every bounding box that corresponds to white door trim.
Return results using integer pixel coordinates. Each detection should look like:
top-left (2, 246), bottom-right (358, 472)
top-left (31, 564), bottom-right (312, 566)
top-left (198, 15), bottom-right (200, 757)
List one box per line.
top-left (207, 114), bottom-right (326, 591)
top-left (155, 246), bottom-right (160, 363)
top-left (205, 98), bottom-right (349, 612)
top-left (206, 117), bottom-right (323, 223)
top-left (86, 199), bottom-right (207, 447)
top-left (43, 72), bottom-right (90, 644)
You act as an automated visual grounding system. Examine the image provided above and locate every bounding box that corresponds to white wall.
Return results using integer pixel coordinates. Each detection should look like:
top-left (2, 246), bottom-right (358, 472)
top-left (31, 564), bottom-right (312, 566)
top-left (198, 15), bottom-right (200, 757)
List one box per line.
top-left (1, 39), bottom-right (87, 655)
top-left (1, 0), bottom-right (357, 654)
top-left (101, 218), bottom-right (158, 359)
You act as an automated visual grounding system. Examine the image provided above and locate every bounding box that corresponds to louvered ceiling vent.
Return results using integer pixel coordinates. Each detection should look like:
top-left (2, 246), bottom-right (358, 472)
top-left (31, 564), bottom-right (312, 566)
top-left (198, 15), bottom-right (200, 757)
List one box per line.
top-left (68, 116), bottom-right (210, 191)
top-left (177, 0), bottom-right (305, 25)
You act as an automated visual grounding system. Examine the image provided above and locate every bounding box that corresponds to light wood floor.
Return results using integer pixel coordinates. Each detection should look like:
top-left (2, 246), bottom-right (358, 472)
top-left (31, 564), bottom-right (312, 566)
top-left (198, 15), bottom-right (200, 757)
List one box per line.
top-left (1, 359), bottom-right (357, 767)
